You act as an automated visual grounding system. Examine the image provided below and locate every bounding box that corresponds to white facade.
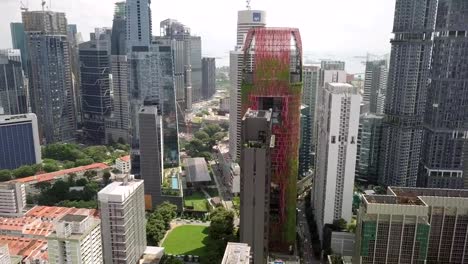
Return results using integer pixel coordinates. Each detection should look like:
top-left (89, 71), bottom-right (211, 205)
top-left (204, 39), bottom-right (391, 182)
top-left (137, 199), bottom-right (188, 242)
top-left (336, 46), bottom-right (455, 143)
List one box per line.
top-left (98, 176), bottom-right (146, 264)
top-left (229, 10), bottom-right (266, 161)
top-left (0, 182), bottom-right (26, 217)
top-left (0, 244), bottom-right (10, 264)
top-left (221, 242), bottom-right (251, 264)
top-left (47, 215), bottom-right (103, 264)
top-left (126, 0), bottom-right (151, 51)
top-left (116, 156), bottom-right (131, 174)
top-left (314, 83), bottom-right (360, 239)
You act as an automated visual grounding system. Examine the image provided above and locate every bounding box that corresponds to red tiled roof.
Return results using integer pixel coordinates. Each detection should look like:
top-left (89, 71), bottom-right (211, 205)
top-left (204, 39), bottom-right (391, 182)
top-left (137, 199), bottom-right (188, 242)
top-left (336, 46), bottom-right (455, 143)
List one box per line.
top-left (119, 155), bottom-right (130, 162)
top-left (0, 236), bottom-right (48, 261)
top-left (9, 163), bottom-right (109, 184)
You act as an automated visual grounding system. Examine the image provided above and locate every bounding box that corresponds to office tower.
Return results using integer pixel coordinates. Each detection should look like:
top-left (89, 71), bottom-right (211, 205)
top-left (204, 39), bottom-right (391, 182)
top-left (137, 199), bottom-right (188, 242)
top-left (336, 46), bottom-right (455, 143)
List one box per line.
top-left (229, 9), bottom-right (266, 161)
top-left (222, 243), bottom-right (252, 264)
top-left (356, 113), bottom-right (384, 184)
top-left (202, 57), bottom-right (216, 100)
top-left (320, 61), bottom-right (347, 88)
top-left (159, 19), bottom-right (195, 112)
top-left (10, 22), bottom-right (28, 75)
top-left (68, 24), bottom-right (82, 125)
top-left (363, 56), bottom-right (388, 114)
top-left (314, 83), bottom-right (360, 239)
top-left (79, 29), bottom-right (112, 144)
top-left (355, 193), bottom-right (430, 263)
top-left (0, 182), bottom-right (26, 217)
top-left (126, 0), bottom-right (152, 52)
top-left (106, 2), bottom-right (129, 144)
top-left (420, 0), bottom-right (468, 189)
top-left (299, 105), bottom-right (312, 178)
top-left (139, 105), bottom-right (164, 209)
top-left (0, 113), bottom-right (41, 170)
top-left (0, 49), bottom-right (27, 115)
top-left (47, 215), bottom-right (103, 264)
top-left (240, 109), bottom-right (273, 263)
top-left (355, 187), bottom-right (468, 264)
top-left (98, 176), bottom-right (146, 264)
top-left (22, 11), bottom-right (76, 143)
top-left (300, 65), bottom-right (320, 173)
top-left (241, 27), bottom-right (302, 252)
top-left (379, 0), bottom-right (438, 187)
top-left (190, 36), bottom-right (203, 103)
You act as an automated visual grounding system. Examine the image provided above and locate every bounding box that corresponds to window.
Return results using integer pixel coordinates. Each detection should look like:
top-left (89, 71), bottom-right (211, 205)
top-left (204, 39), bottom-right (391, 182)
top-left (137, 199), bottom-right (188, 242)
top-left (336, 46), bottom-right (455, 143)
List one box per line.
top-left (331, 136), bottom-right (336, 143)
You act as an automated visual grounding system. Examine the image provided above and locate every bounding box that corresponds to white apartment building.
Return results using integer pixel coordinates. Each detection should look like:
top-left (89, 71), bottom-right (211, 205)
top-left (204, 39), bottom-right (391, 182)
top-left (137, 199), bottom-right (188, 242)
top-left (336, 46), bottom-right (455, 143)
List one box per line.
top-left (98, 175), bottom-right (146, 264)
top-left (0, 182), bottom-right (26, 217)
top-left (47, 214), bottom-right (102, 264)
top-left (314, 83), bottom-right (360, 239)
top-left (115, 155), bottom-right (131, 174)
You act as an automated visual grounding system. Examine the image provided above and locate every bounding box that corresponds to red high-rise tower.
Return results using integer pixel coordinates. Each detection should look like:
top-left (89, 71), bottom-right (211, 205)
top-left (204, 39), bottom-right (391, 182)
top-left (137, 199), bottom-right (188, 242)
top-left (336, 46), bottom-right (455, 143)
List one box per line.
top-left (241, 27), bottom-right (302, 252)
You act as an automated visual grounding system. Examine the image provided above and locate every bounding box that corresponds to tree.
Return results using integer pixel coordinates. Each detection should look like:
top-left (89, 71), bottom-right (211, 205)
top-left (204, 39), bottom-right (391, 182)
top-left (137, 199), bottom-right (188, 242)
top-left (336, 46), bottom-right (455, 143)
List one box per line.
top-left (75, 158), bottom-right (94, 167)
top-left (67, 173), bottom-right (77, 185)
top-left (0, 170), bottom-right (12, 182)
top-left (83, 146), bottom-right (109, 162)
top-left (43, 162), bottom-right (60, 173)
top-left (203, 124), bottom-right (222, 137)
top-left (75, 178), bottom-right (88, 186)
top-left (103, 170), bottom-right (111, 186)
top-left (156, 202), bottom-right (177, 230)
top-left (63, 161), bottom-right (76, 169)
top-left (333, 218), bottom-right (347, 231)
top-left (209, 208), bottom-right (235, 241)
top-left (160, 255), bottom-right (184, 264)
top-left (13, 165), bottom-right (35, 178)
top-left (84, 170), bottom-right (97, 181)
top-left (212, 132), bottom-right (227, 142)
top-left (194, 131), bottom-right (210, 142)
top-left (43, 143), bottom-right (85, 161)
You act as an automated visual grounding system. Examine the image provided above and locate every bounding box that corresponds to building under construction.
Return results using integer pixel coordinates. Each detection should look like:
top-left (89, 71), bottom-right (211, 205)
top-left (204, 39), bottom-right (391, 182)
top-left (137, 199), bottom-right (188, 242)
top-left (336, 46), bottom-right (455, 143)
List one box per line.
top-left (241, 27), bottom-right (302, 253)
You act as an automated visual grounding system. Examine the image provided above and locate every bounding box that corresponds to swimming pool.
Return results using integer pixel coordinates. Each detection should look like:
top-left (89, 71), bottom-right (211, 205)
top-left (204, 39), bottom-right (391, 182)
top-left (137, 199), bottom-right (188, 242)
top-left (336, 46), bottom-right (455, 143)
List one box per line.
top-left (171, 177), bottom-right (179, 189)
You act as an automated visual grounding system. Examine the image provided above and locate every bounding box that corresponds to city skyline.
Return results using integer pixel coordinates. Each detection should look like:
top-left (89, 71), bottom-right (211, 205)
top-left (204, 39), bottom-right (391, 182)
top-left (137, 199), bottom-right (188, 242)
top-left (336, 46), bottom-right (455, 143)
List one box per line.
top-left (0, 0), bottom-right (395, 71)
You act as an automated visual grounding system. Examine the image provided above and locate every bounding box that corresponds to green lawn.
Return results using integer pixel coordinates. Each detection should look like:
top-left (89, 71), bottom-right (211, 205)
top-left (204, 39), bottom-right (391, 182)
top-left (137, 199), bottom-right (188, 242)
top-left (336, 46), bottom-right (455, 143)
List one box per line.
top-left (162, 225), bottom-right (211, 256)
top-left (184, 192), bottom-right (209, 211)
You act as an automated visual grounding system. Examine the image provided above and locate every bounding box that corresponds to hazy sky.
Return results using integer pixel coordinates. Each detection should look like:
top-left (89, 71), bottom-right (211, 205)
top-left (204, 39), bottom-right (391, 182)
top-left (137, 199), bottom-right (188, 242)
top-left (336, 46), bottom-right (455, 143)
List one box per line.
top-left (0, 0), bottom-right (395, 72)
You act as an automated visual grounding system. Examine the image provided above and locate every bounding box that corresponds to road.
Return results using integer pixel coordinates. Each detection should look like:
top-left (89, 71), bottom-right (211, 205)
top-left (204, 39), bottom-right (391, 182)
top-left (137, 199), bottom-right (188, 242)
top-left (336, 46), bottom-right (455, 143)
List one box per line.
top-left (297, 201), bottom-right (321, 264)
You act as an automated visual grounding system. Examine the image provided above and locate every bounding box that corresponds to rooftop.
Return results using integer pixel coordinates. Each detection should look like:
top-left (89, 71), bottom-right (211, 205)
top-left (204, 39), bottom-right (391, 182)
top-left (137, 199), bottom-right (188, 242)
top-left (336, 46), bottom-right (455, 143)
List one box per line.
top-left (326, 83), bottom-right (359, 95)
top-left (185, 158), bottom-right (211, 183)
top-left (363, 195), bottom-right (425, 206)
top-left (25, 206), bottom-right (98, 220)
top-left (9, 163), bottom-right (109, 184)
top-left (119, 155), bottom-right (131, 162)
top-left (60, 214), bottom-right (88, 223)
top-left (221, 243), bottom-right (251, 264)
top-left (98, 177), bottom-right (143, 203)
top-left (0, 236), bottom-right (48, 262)
top-left (389, 187), bottom-right (468, 198)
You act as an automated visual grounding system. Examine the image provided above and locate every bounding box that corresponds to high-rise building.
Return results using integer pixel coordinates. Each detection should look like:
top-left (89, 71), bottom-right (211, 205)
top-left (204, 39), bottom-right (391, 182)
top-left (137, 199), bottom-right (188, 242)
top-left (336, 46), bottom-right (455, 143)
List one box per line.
top-left (47, 214), bottom-right (103, 264)
top-left (190, 36), bottom-right (203, 103)
top-left (355, 187), bottom-right (468, 264)
top-left (139, 105), bottom-right (164, 209)
top-left (10, 22), bottom-right (29, 75)
top-left (22, 11), bottom-right (77, 143)
top-left (126, 0), bottom-right (152, 52)
top-left (98, 176), bottom-right (146, 264)
top-left (229, 9), bottom-right (266, 162)
top-left (0, 49), bottom-right (27, 115)
top-left (68, 24), bottom-right (82, 125)
top-left (356, 113), bottom-right (384, 184)
top-left (105, 1), bottom-right (129, 144)
top-left (314, 83), bottom-right (360, 239)
top-left (202, 57), bottom-right (216, 100)
top-left (379, 0), bottom-right (438, 187)
top-left (354, 192), bottom-right (430, 263)
top-left (363, 57), bottom-right (388, 114)
top-left (0, 182), bottom-right (26, 217)
top-left (300, 65), bottom-right (320, 174)
top-left (240, 109), bottom-right (273, 263)
top-left (0, 113), bottom-right (41, 170)
top-left (79, 29), bottom-right (112, 144)
top-left (420, 0), bottom-right (468, 189)
top-left (241, 27), bottom-right (302, 252)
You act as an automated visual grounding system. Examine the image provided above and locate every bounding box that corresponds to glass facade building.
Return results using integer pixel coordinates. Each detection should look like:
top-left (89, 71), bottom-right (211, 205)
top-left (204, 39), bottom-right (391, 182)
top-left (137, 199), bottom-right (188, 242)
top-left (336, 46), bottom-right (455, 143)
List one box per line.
top-left (0, 49), bottom-right (27, 115)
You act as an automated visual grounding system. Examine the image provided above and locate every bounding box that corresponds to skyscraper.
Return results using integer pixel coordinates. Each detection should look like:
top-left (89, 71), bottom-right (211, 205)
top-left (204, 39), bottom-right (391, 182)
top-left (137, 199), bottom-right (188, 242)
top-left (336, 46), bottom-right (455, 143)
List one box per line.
top-left (98, 176), bottom-right (146, 264)
top-left (314, 83), bottom-right (360, 239)
top-left (379, 0), bottom-right (438, 187)
top-left (300, 65), bottom-right (320, 175)
top-left (68, 24), bottom-right (82, 125)
top-left (10, 22), bottom-right (29, 75)
top-left (229, 9), bottom-right (266, 161)
top-left (0, 113), bottom-right (41, 170)
top-left (126, 0), bottom-right (152, 52)
top-left (420, 0), bottom-right (468, 189)
top-left (241, 27), bottom-right (302, 252)
top-left (363, 56), bottom-right (388, 114)
top-left (190, 36), bottom-right (203, 103)
top-left (240, 109), bottom-right (273, 263)
top-left (22, 11), bottom-right (76, 143)
top-left (139, 105), bottom-right (164, 209)
top-left (356, 113), bottom-right (384, 184)
top-left (202, 57), bottom-right (216, 100)
top-left (79, 29), bottom-right (112, 144)
top-left (105, 1), bottom-right (129, 144)
top-left (0, 49), bottom-right (27, 115)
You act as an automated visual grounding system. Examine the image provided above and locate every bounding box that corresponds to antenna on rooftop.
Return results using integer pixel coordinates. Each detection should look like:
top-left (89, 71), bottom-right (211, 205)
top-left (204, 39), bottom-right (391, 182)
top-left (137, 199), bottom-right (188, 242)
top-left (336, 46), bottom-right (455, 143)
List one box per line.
top-left (246, 0), bottom-right (251, 10)
top-left (41, 0), bottom-right (46, 11)
top-left (20, 0), bottom-right (28, 11)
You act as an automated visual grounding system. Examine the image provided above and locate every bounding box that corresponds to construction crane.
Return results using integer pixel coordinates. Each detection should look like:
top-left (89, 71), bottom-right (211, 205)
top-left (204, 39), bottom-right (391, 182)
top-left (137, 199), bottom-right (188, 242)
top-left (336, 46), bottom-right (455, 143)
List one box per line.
top-left (20, 0), bottom-right (28, 11)
top-left (41, 0), bottom-right (46, 11)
